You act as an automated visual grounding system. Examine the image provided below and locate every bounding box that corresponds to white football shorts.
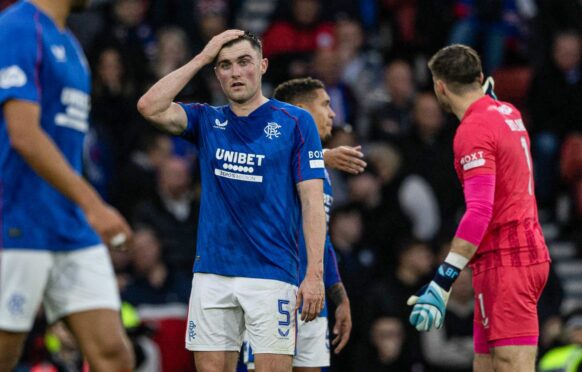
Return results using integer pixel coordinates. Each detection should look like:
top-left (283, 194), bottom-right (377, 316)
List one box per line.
top-left (0, 245), bottom-right (121, 331)
top-left (185, 273), bottom-right (297, 355)
top-left (244, 314), bottom-right (330, 369)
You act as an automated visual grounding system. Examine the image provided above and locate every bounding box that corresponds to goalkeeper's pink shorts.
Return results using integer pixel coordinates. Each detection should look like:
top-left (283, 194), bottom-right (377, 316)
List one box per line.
top-left (472, 262), bottom-right (549, 354)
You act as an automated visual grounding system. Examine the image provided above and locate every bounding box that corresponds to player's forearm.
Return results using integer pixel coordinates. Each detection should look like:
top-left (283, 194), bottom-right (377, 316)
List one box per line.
top-left (137, 55), bottom-right (207, 118)
top-left (301, 192), bottom-right (326, 278)
top-left (328, 282), bottom-right (349, 307)
top-left (449, 236), bottom-right (478, 262)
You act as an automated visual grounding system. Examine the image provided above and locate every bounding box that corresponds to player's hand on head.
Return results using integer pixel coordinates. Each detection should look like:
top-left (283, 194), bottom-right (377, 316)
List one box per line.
top-left (85, 203), bottom-right (133, 251)
top-left (407, 282), bottom-right (450, 332)
top-left (199, 29), bottom-right (245, 65)
top-left (323, 145), bottom-right (367, 174)
top-left (296, 273), bottom-right (324, 322)
top-left (332, 300), bottom-right (352, 353)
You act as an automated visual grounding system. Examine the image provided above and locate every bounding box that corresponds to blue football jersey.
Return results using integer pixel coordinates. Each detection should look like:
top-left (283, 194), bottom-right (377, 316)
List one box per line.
top-left (0, 2), bottom-right (100, 250)
top-left (179, 99), bottom-right (325, 285)
top-left (298, 169), bottom-right (341, 317)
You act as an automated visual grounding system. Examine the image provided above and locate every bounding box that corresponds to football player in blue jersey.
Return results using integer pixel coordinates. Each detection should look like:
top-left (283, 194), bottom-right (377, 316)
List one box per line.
top-left (244, 77), bottom-right (359, 372)
top-left (138, 30), bottom-right (327, 372)
top-left (0, 0), bottom-right (133, 371)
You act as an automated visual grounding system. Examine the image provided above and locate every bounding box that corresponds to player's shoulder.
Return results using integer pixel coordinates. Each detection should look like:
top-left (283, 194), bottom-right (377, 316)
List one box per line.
top-left (179, 102), bottom-right (220, 114)
top-left (0, 2), bottom-right (36, 37)
top-left (269, 99), bottom-right (313, 124)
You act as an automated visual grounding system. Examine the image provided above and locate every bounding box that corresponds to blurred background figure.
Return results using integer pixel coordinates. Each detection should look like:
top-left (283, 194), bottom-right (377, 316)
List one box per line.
top-left (369, 59), bottom-right (415, 142)
top-left (133, 156), bottom-right (199, 274)
top-left (420, 269), bottom-right (474, 372)
top-left (355, 315), bottom-right (420, 371)
top-left (122, 227), bottom-right (193, 372)
top-left (529, 30), bottom-right (582, 223)
top-left (538, 308), bottom-right (582, 372)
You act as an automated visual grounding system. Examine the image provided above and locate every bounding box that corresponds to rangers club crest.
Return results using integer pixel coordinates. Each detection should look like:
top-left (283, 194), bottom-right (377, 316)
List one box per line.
top-left (264, 122), bottom-right (281, 140)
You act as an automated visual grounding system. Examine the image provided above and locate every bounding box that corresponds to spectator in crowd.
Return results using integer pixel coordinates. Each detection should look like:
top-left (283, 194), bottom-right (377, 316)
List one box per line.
top-left (531, 0), bottom-right (582, 68)
top-left (369, 59), bottom-right (415, 141)
top-left (94, 0), bottom-right (156, 82)
top-left (401, 92), bottom-right (462, 239)
top-left (364, 238), bottom-right (434, 321)
top-left (528, 30), bottom-right (582, 219)
top-left (262, 0), bottom-right (334, 57)
top-left (91, 46), bottom-right (141, 174)
top-left (366, 143), bottom-right (439, 250)
top-left (355, 315), bottom-right (421, 371)
top-left (235, 0), bottom-right (280, 36)
top-left (346, 166), bottom-right (410, 261)
top-left (111, 131), bottom-right (173, 219)
top-left (133, 156), bottom-right (199, 274)
top-left (538, 308), bottom-right (582, 372)
top-left (360, 239), bottom-right (434, 371)
top-left (122, 227), bottom-right (193, 372)
top-left (335, 16), bottom-right (383, 115)
top-left (152, 26), bottom-right (212, 103)
top-left (262, 0), bottom-right (335, 85)
top-left (311, 48), bottom-right (360, 130)
top-left (421, 269), bottom-right (474, 372)
top-left (122, 227), bottom-right (191, 307)
top-left (448, 0), bottom-right (527, 73)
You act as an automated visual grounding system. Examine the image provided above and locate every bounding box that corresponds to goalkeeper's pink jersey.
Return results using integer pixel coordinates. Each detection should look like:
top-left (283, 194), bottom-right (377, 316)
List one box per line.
top-left (453, 96), bottom-right (550, 274)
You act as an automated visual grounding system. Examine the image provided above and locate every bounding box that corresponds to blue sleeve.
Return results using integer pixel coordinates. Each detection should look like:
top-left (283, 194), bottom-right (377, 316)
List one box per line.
top-left (0, 20), bottom-right (40, 105)
top-left (177, 102), bottom-right (203, 145)
top-left (292, 110), bottom-right (325, 184)
top-left (324, 237), bottom-right (342, 288)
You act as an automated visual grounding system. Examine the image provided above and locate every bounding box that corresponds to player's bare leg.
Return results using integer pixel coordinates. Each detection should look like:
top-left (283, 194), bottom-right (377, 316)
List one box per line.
top-left (492, 345), bottom-right (537, 372)
top-left (0, 331), bottom-right (27, 372)
top-left (473, 353), bottom-right (494, 372)
top-left (194, 351), bottom-right (239, 372)
top-left (254, 353), bottom-right (293, 372)
top-left (65, 309), bottom-right (134, 372)
top-left (294, 367), bottom-right (321, 372)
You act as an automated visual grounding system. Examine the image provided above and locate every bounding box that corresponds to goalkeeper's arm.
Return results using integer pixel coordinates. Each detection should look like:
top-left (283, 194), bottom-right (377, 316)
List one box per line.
top-left (409, 174), bottom-right (494, 331)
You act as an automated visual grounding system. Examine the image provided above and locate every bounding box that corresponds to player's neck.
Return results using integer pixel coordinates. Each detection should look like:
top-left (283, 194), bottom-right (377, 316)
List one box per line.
top-left (452, 91), bottom-right (485, 121)
top-left (31, 0), bottom-right (70, 29)
top-left (229, 92), bottom-right (269, 117)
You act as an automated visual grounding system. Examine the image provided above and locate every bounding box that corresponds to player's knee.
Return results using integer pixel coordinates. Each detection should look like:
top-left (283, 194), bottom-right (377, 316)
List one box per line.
top-left (0, 332), bottom-right (26, 372)
top-left (473, 353), bottom-right (493, 372)
top-left (0, 355), bottom-right (19, 372)
top-left (493, 351), bottom-right (518, 371)
top-left (91, 335), bottom-right (135, 370)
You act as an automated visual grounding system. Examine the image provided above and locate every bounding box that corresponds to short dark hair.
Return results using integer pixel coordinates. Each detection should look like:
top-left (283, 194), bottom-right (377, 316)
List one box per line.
top-left (221, 31), bottom-right (263, 56)
top-left (273, 77), bottom-right (325, 104)
top-left (428, 44), bottom-right (482, 93)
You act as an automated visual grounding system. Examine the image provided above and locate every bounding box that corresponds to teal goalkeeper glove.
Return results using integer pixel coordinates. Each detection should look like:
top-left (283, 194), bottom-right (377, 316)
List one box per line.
top-left (407, 281), bottom-right (451, 331)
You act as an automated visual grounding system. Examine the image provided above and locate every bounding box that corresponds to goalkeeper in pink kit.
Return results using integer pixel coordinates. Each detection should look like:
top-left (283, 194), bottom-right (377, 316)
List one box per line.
top-left (408, 44), bottom-right (551, 372)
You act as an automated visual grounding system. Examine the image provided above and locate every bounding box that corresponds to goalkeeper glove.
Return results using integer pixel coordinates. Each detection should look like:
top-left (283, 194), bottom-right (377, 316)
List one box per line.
top-left (407, 281), bottom-right (450, 331)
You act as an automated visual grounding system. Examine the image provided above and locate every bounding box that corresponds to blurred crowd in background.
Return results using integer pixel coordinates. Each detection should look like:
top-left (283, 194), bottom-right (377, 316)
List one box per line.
top-left (3, 0), bottom-right (582, 371)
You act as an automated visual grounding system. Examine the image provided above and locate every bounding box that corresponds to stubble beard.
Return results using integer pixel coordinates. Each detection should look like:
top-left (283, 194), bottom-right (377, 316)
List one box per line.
top-left (436, 94), bottom-right (452, 113)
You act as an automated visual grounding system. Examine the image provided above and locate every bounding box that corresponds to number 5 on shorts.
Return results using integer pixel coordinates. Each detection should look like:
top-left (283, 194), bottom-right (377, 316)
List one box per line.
top-left (278, 299), bottom-right (291, 337)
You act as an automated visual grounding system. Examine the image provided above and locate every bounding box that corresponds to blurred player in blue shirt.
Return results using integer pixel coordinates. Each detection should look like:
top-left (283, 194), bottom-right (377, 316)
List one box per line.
top-left (0, 0), bottom-right (133, 371)
top-left (137, 30), bottom-right (327, 372)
